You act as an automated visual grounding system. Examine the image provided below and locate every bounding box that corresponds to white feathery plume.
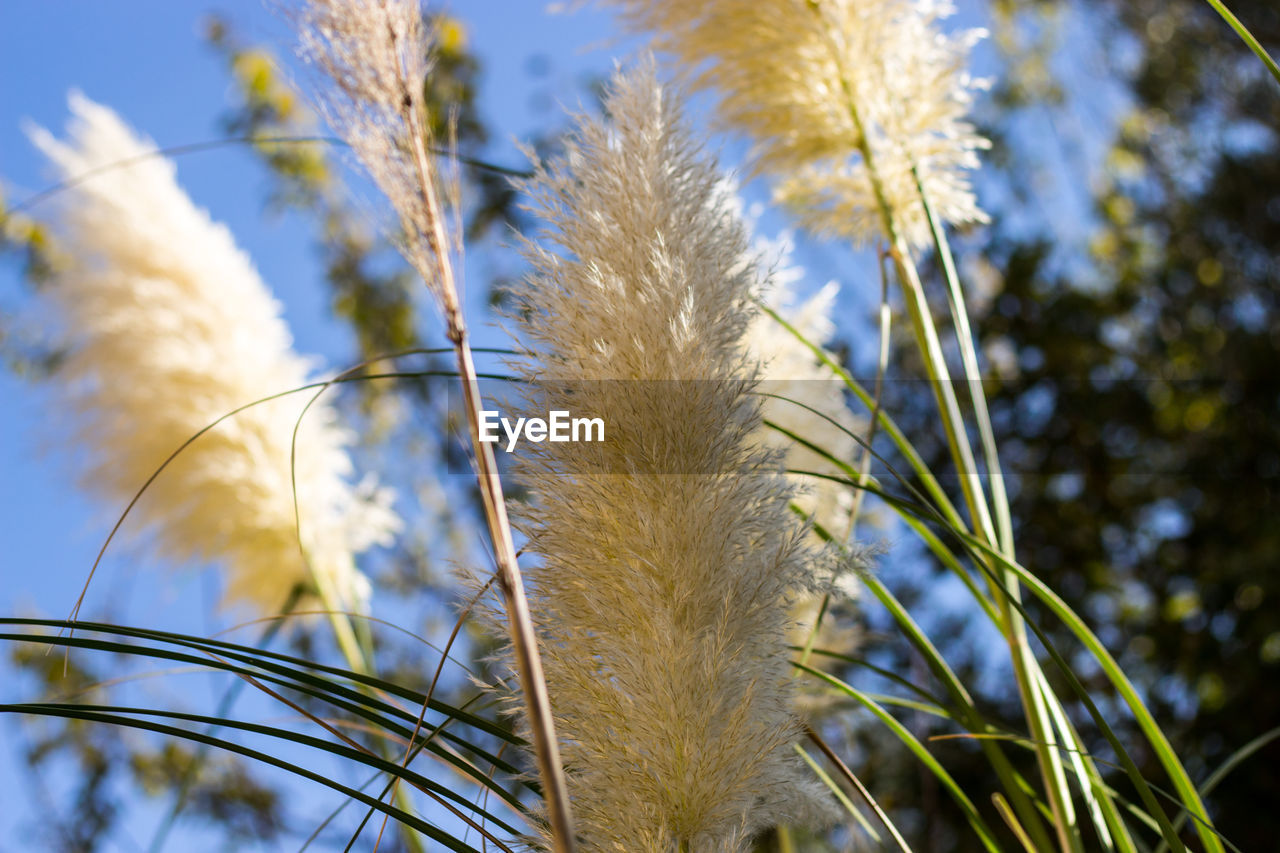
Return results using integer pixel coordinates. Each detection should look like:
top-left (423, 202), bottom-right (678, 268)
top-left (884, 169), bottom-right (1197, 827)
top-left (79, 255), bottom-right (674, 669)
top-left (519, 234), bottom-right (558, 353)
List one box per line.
top-left (601, 0), bottom-right (990, 249)
top-left (741, 225), bottom-right (867, 654)
top-left (292, 0), bottom-right (454, 303)
top-left (28, 93), bottom-right (399, 615)
top-left (741, 218), bottom-right (861, 541)
top-left (503, 62), bottom-right (830, 851)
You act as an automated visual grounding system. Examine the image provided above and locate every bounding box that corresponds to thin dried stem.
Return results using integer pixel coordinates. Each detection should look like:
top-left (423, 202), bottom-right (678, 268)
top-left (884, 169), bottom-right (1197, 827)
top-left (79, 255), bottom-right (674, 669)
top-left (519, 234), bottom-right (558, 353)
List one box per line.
top-left (394, 41), bottom-right (576, 853)
top-left (291, 2), bottom-right (575, 848)
top-left (804, 724), bottom-right (911, 853)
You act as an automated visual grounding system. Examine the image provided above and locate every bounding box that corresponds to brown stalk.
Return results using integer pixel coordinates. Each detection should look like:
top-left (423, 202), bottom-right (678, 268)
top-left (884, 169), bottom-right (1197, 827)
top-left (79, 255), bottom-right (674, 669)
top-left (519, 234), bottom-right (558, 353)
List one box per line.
top-left (804, 724), bottom-right (911, 853)
top-left (388, 26), bottom-right (576, 853)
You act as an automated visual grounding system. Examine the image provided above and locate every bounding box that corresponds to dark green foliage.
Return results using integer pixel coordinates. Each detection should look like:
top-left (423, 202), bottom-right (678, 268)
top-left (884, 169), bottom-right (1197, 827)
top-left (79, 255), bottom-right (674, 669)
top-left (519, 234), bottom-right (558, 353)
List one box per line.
top-left (860, 0), bottom-right (1280, 847)
top-left (10, 642), bottom-right (282, 851)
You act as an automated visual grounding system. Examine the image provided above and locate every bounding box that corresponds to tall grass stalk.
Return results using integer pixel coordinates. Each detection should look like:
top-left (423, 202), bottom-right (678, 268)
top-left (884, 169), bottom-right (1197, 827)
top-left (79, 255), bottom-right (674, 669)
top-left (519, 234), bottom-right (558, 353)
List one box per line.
top-left (289, 2), bottom-right (574, 848)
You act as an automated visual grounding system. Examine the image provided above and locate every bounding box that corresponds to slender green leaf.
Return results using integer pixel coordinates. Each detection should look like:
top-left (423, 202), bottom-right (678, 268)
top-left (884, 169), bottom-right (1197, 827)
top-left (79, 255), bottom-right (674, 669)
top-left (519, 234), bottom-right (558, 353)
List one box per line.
top-left (1202, 0), bottom-right (1280, 85)
top-left (1, 702), bottom-right (492, 853)
top-left (794, 663), bottom-right (1003, 852)
top-left (794, 744), bottom-right (881, 842)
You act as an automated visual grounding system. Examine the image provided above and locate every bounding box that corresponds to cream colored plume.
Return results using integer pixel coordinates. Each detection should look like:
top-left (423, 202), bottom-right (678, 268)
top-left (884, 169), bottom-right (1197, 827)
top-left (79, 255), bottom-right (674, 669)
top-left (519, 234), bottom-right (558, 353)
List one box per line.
top-left (742, 217), bottom-right (861, 541)
top-left (29, 93), bottom-right (399, 614)
top-left (743, 231), bottom-right (866, 655)
top-left (602, 0), bottom-right (990, 249)
top-left (293, 0), bottom-right (455, 303)
top-left (501, 62), bottom-right (829, 851)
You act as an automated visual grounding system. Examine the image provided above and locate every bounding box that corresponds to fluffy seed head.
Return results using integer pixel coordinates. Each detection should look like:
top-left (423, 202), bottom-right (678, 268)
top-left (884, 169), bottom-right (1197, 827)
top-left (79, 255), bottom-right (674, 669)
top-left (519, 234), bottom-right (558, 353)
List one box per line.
top-left (500, 61), bottom-right (829, 851)
top-left (292, 0), bottom-right (454, 294)
top-left (742, 228), bottom-right (867, 654)
top-left (742, 221), bottom-right (861, 541)
top-left (602, 0), bottom-right (990, 248)
top-left (29, 94), bottom-right (399, 613)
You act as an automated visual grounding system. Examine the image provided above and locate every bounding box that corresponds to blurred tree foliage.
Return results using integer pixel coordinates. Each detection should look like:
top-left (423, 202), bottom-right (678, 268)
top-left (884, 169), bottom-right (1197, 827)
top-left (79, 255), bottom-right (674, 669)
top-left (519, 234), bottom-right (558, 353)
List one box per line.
top-left (0, 193), bottom-right (63, 378)
top-left (863, 0), bottom-right (1280, 848)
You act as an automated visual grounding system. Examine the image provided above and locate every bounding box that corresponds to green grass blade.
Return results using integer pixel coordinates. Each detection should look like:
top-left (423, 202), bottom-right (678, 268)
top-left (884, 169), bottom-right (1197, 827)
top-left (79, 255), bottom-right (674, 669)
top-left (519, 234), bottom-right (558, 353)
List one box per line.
top-left (758, 303), bottom-right (968, 532)
top-left (801, 502), bottom-right (1054, 849)
top-left (12, 701), bottom-right (525, 837)
top-left (813, 450), bottom-right (1199, 850)
top-left (1, 702), bottom-right (493, 853)
top-left (764, 377), bottom-right (1004, 629)
top-left (1153, 727), bottom-right (1280, 853)
top-left (993, 792), bottom-right (1039, 853)
top-left (936, 534), bottom-right (1222, 852)
top-left (793, 646), bottom-right (949, 709)
top-left (148, 586), bottom-right (301, 853)
top-left (794, 663), bottom-right (1003, 852)
top-left (1, 624), bottom-right (528, 807)
top-left (913, 166), bottom-right (1014, 558)
top-left (6, 618), bottom-right (520, 743)
top-left (857, 572), bottom-right (1055, 849)
top-left (1031, 664), bottom-right (1131, 852)
top-left (914, 167), bottom-right (1086, 852)
top-left (1202, 0), bottom-right (1280, 85)
top-left (802, 726), bottom-right (915, 852)
top-left (849, 479), bottom-right (1196, 848)
top-left (794, 744), bottom-right (882, 842)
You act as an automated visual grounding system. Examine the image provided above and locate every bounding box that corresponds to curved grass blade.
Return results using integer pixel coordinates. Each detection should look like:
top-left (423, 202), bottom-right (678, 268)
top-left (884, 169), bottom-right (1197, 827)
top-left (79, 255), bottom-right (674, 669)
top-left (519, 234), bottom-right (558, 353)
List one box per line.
top-left (5, 632), bottom-right (527, 814)
top-left (799, 498), bottom-right (1053, 846)
top-left (793, 662), bottom-right (1002, 852)
top-left (758, 303), bottom-right (968, 533)
top-left (760, 383), bottom-right (1003, 627)
top-left (8, 618), bottom-right (520, 743)
top-left (1, 623), bottom-right (529, 808)
top-left (148, 584), bottom-right (303, 853)
top-left (956, 541), bottom-right (1223, 852)
top-left (1152, 726), bottom-right (1280, 853)
top-left (1201, 0), bottom-right (1280, 85)
top-left (1030, 665), bottom-right (1133, 852)
top-left (62, 354), bottom-right (512, 637)
top-left (993, 793), bottom-right (1038, 853)
top-left (794, 743), bottom-right (882, 843)
top-left (863, 508), bottom-right (1219, 853)
top-left (845, 479), bottom-right (1197, 848)
top-left (12, 701), bottom-right (524, 839)
top-left (792, 646), bottom-right (949, 709)
top-left (3, 135), bottom-right (531, 219)
top-left (1, 702), bottom-right (492, 853)
top-left (804, 723), bottom-right (913, 852)
top-left (797, 426), bottom-right (1216, 850)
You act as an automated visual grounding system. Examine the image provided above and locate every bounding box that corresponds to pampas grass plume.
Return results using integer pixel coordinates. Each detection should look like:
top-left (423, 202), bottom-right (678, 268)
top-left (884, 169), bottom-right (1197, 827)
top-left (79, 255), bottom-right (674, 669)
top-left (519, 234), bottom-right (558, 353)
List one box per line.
top-left (503, 62), bottom-right (829, 851)
top-left (292, 0), bottom-right (456, 302)
top-left (29, 94), bottom-right (398, 614)
top-left (604, 0), bottom-right (990, 248)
